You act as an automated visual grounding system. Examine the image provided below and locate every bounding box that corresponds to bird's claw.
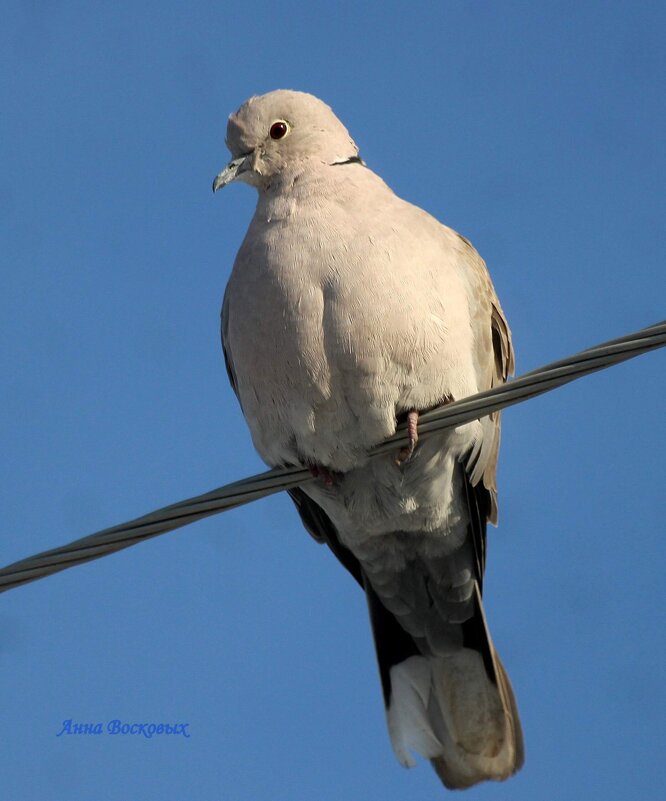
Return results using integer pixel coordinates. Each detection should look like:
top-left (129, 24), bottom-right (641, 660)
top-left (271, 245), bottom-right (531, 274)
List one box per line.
top-left (395, 409), bottom-right (419, 465)
top-left (308, 464), bottom-right (336, 487)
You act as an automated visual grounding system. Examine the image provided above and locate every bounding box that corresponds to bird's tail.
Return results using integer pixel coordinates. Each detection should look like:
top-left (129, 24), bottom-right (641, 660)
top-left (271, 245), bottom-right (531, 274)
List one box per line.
top-left (370, 581), bottom-right (524, 789)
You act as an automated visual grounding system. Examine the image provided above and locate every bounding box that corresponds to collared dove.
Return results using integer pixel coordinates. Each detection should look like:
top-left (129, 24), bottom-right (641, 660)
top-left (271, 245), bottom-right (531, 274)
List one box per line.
top-left (213, 90), bottom-right (523, 790)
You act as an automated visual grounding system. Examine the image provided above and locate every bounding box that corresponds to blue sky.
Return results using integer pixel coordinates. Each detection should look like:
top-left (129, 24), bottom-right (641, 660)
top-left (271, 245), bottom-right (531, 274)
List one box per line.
top-left (1, 2), bottom-right (665, 799)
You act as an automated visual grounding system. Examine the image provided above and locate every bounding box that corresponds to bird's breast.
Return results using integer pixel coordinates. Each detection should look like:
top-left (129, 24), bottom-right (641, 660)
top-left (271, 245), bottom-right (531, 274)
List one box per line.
top-left (225, 202), bottom-right (479, 471)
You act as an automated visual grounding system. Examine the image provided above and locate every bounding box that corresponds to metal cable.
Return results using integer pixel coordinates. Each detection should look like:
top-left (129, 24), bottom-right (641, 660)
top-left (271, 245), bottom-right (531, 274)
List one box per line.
top-left (1, 319), bottom-right (664, 594)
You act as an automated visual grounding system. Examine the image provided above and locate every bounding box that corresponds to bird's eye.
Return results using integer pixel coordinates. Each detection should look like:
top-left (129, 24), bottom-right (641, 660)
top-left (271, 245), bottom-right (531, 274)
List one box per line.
top-left (269, 120), bottom-right (289, 140)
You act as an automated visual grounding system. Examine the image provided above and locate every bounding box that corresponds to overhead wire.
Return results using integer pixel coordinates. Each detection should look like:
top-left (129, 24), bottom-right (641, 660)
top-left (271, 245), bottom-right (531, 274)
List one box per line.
top-left (0, 319), bottom-right (663, 594)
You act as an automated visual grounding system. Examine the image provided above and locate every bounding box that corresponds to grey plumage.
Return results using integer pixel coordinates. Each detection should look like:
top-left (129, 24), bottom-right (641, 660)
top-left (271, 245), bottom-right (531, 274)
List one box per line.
top-left (214, 89), bottom-right (523, 790)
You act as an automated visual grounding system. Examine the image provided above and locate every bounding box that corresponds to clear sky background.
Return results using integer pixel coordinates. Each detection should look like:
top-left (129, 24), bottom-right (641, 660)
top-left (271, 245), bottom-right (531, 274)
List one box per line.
top-left (1, 2), bottom-right (665, 799)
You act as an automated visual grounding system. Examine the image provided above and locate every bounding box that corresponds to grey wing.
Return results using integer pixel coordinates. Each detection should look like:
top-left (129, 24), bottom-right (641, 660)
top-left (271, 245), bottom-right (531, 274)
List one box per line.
top-left (288, 486), bottom-right (422, 704)
top-left (457, 235), bottom-right (515, 524)
top-left (221, 287), bottom-right (241, 405)
top-left (288, 487), bottom-right (362, 580)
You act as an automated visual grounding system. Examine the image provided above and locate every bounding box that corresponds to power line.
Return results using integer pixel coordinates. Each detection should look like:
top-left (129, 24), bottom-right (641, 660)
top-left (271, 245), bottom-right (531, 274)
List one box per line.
top-left (0, 319), bottom-right (664, 595)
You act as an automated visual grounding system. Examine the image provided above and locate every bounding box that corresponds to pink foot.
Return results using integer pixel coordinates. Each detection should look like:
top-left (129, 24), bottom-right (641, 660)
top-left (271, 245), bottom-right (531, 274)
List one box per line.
top-left (308, 464), bottom-right (336, 487)
top-left (396, 409), bottom-right (419, 464)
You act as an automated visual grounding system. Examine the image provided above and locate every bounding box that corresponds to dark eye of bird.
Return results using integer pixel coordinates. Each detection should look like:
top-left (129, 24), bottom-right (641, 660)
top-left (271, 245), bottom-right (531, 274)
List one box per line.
top-left (269, 121), bottom-right (288, 140)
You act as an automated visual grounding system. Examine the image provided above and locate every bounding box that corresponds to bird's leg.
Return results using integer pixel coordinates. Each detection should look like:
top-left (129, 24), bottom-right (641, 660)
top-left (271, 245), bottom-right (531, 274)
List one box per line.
top-left (396, 409), bottom-right (419, 464)
top-left (308, 463), bottom-right (336, 487)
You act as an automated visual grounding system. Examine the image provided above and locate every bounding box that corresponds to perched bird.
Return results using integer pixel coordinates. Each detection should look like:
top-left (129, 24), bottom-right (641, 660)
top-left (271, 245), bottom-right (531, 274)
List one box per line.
top-left (213, 90), bottom-right (523, 790)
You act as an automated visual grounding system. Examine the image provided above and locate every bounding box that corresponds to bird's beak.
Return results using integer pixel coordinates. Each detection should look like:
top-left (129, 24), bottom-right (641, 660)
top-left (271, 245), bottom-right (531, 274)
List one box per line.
top-left (212, 153), bottom-right (253, 192)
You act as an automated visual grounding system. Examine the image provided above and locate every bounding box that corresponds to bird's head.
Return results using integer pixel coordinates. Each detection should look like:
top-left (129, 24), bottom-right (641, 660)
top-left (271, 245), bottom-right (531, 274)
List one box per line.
top-left (212, 89), bottom-right (360, 192)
